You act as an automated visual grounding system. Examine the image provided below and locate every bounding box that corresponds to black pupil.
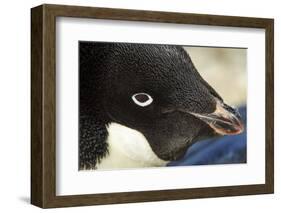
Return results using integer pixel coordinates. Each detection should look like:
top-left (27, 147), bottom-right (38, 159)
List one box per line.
top-left (135, 94), bottom-right (149, 103)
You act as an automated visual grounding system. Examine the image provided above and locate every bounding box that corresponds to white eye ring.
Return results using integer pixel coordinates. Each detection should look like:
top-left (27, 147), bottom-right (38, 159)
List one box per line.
top-left (132, 93), bottom-right (153, 107)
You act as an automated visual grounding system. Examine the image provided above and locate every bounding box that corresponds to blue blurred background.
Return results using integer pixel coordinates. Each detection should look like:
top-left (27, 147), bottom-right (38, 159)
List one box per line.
top-left (169, 106), bottom-right (247, 166)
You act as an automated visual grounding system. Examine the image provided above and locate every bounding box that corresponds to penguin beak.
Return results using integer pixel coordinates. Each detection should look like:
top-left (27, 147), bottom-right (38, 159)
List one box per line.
top-left (190, 100), bottom-right (244, 135)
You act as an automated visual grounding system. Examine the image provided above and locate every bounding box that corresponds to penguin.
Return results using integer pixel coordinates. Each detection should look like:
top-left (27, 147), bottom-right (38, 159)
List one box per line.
top-left (79, 42), bottom-right (244, 170)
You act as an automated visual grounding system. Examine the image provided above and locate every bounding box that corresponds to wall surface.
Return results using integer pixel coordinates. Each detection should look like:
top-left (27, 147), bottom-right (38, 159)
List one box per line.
top-left (0, 0), bottom-right (279, 212)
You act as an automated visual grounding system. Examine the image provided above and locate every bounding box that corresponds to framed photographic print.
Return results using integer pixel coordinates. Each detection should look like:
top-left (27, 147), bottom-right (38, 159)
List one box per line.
top-left (31, 4), bottom-right (274, 208)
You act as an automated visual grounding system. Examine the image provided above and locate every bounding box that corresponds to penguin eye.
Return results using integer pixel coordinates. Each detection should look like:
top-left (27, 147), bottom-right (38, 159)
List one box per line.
top-left (132, 93), bottom-right (153, 107)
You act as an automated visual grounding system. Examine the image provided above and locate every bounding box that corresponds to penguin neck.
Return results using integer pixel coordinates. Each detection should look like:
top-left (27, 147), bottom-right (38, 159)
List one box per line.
top-left (96, 122), bottom-right (168, 170)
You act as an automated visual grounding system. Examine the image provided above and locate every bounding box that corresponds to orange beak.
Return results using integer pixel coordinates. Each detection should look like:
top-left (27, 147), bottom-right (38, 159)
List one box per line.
top-left (191, 100), bottom-right (244, 135)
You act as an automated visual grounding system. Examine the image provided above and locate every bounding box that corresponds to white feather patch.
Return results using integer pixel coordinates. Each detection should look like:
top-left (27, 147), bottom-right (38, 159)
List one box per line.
top-left (96, 122), bottom-right (168, 170)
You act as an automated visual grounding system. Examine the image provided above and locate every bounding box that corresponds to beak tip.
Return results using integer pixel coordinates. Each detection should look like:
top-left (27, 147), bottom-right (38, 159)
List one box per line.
top-left (233, 121), bottom-right (245, 135)
top-left (210, 119), bottom-right (244, 136)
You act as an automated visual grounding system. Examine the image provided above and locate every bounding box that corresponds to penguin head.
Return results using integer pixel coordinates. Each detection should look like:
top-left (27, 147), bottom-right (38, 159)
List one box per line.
top-left (81, 43), bottom-right (244, 162)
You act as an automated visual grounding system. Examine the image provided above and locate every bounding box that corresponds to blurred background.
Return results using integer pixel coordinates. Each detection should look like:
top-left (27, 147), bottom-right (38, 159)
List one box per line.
top-left (169, 46), bottom-right (247, 166)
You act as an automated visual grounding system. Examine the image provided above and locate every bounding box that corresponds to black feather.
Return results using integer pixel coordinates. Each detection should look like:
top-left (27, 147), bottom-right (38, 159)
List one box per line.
top-left (79, 42), bottom-right (219, 168)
